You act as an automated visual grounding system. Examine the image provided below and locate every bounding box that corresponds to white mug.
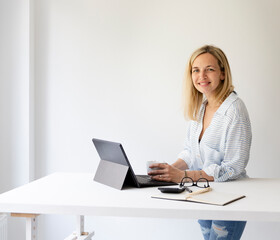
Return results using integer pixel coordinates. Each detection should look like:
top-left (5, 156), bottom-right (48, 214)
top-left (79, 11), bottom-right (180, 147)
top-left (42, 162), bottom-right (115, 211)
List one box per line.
top-left (146, 160), bottom-right (166, 174)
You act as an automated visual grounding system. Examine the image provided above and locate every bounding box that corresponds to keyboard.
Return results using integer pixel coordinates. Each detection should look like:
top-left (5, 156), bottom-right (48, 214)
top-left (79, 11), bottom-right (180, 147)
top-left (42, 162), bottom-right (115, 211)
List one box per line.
top-left (136, 175), bottom-right (176, 187)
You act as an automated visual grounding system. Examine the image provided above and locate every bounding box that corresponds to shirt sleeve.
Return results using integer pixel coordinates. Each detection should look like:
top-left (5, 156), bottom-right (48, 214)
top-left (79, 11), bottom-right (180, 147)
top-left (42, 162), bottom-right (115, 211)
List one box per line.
top-left (177, 121), bottom-right (192, 169)
top-left (203, 116), bottom-right (252, 182)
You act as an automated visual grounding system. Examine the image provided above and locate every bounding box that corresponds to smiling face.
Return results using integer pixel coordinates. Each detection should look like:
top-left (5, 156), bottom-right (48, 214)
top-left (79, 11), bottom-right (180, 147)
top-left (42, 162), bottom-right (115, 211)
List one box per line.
top-left (191, 53), bottom-right (225, 100)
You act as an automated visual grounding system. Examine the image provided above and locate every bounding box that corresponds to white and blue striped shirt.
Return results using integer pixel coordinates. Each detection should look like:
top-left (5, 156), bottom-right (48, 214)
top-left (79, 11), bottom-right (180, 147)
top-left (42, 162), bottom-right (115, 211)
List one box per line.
top-left (178, 92), bottom-right (252, 182)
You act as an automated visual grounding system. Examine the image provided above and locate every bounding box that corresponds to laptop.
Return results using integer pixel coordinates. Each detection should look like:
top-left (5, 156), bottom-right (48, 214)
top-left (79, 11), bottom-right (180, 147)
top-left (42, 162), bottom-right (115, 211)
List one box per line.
top-left (92, 138), bottom-right (176, 189)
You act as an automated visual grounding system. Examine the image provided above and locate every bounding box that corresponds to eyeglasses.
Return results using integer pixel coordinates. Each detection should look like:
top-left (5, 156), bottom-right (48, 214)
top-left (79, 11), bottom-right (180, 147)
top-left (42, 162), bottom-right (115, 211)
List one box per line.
top-left (179, 177), bottom-right (210, 191)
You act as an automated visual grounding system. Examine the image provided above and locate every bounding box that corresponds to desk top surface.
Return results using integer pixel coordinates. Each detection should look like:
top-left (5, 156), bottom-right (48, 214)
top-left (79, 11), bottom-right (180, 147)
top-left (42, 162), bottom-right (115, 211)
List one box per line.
top-left (0, 172), bottom-right (279, 221)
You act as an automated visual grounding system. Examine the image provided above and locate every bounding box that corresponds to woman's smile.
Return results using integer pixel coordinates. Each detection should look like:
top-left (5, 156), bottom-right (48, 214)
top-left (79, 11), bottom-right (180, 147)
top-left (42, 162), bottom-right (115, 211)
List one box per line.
top-left (198, 81), bottom-right (211, 86)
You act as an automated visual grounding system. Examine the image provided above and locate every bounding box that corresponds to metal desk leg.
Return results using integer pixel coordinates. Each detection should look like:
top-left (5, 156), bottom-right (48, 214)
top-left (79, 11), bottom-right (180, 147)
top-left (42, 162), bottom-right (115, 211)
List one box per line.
top-left (64, 215), bottom-right (95, 240)
top-left (26, 216), bottom-right (37, 240)
top-left (11, 213), bottom-right (38, 240)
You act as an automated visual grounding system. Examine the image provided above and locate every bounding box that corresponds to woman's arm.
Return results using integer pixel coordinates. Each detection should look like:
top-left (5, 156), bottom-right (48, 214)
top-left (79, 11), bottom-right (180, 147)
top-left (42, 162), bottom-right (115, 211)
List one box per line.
top-left (203, 115), bottom-right (252, 182)
top-left (148, 159), bottom-right (214, 183)
top-left (184, 170), bottom-right (214, 182)
top-left (172, 158), bottom-right (188, 170)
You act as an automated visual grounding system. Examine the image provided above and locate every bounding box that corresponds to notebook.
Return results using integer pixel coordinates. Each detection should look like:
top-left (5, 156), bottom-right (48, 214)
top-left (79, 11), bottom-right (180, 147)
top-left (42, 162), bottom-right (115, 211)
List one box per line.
top-left (92, 138), bottom-right (176, 190)
top-left (152, 187), bottom-right (245, 206)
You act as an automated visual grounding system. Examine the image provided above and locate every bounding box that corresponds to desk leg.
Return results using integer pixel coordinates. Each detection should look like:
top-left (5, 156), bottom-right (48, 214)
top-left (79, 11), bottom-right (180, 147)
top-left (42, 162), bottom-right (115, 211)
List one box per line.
top-left (11, 213), bottom-right (38, 240)
top-left (64, 215), bottom-right (95, 240)
top-left (26, 216), bottom-right (37, 240)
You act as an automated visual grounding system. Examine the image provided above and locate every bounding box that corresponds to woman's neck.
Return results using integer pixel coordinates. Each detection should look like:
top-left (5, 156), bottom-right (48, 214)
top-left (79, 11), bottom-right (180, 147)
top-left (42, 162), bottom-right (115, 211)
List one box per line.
top-left (206, 97), bottom-right (221, 109)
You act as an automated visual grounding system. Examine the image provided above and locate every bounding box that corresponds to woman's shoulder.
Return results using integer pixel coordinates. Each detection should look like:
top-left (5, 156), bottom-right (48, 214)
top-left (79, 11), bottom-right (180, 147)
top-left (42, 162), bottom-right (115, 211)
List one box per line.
top-left (224, 93), bottom-right (250, 121)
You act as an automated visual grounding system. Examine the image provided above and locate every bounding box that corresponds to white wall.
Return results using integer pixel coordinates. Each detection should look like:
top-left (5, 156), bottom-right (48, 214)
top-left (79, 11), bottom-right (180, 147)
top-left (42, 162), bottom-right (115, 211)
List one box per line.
top-left (1, 0), bottom-right (280, 239)
top-left (34, 0), bottom-right (280, 180)
top-left (0, 0), bottom-right (30, 193)
top-left (0, 0), bottom-right (31, 239)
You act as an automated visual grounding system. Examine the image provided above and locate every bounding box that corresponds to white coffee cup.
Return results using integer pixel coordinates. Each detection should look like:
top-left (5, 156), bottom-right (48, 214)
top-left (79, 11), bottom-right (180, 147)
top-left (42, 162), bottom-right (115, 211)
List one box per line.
top-left (146, 160), bottom-right (166, 174)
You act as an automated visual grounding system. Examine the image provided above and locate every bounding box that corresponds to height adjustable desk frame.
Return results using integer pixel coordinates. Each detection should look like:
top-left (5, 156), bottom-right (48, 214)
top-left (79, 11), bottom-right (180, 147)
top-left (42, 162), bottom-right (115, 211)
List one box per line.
top-left (10, 213), bottom-right (94, 240)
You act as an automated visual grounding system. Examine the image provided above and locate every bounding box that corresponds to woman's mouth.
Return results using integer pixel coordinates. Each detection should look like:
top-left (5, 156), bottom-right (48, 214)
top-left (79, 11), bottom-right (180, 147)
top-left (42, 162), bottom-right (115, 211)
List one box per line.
top-left (199, 82), bottom-right (210, 86)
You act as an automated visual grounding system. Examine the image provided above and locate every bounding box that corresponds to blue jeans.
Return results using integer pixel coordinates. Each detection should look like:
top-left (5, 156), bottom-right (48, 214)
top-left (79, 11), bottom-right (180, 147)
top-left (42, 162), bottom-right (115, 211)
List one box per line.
top-left (198, 220), bottom-right (246, 240)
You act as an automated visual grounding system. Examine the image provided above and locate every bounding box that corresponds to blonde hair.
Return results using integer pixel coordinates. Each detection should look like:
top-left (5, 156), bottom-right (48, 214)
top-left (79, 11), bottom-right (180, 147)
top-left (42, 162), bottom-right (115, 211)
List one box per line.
top-left (183, 45), bottom-right (234, 121)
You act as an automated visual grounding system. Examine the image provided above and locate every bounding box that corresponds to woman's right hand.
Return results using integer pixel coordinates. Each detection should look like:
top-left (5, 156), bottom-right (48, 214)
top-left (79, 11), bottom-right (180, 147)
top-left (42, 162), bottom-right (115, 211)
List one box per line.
top-left (148, 163), bottom-right (185, 183)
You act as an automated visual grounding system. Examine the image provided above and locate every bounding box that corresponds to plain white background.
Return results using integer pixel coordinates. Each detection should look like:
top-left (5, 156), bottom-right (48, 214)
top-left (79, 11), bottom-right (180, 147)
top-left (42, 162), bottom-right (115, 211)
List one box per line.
top-left (1, 0), bottom-right (280, 239)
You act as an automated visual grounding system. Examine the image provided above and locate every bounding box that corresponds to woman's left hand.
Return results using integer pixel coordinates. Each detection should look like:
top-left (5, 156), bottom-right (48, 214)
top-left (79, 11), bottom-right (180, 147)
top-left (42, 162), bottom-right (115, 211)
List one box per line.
top-left (148, 163), bottom-right (185, 183)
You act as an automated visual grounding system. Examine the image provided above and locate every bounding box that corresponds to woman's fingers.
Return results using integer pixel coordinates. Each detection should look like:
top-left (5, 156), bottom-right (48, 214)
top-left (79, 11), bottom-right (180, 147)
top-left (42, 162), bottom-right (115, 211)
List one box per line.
top-left (148, 163), bottom-right (168, 176)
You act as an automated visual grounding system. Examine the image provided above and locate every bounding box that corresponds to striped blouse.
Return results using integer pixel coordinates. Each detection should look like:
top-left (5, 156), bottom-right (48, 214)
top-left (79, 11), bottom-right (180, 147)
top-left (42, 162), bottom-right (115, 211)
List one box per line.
top-left (178, 92), bottom-right (252, 182)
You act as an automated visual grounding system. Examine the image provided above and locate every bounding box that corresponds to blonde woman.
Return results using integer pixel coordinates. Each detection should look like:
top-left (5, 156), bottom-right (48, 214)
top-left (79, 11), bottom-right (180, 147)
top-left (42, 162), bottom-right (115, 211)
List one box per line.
top-left (149, 45), bottom-right (252, 239)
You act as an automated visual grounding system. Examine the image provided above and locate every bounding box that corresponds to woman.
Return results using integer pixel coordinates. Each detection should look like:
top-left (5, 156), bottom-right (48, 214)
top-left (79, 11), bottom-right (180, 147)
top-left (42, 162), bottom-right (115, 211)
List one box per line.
top-left (148, 45), bottom-right (252, 240)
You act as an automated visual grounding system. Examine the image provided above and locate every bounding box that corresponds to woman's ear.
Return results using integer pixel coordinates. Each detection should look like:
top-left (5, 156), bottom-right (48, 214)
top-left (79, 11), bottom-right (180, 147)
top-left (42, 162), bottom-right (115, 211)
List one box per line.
top-left (221, 72), bottom-right (225, 81)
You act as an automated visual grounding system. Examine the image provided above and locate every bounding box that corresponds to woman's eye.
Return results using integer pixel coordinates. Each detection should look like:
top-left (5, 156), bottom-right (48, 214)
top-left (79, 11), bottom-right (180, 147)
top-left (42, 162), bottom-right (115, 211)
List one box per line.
top-left (192, 69), bottom-right (199, 73)
top-left (206, 68), bottom-right (214, 71)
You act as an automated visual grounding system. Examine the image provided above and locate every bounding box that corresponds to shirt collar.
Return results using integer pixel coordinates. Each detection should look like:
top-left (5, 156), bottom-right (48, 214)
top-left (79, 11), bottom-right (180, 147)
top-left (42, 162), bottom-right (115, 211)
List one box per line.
top-left (202, 91), bottom-right (238, 116)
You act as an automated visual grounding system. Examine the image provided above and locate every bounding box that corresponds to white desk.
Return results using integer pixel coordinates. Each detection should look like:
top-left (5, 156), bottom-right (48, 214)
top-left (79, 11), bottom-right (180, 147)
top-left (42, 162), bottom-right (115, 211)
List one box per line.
top-left (0, 172), bottom-right (279, 239)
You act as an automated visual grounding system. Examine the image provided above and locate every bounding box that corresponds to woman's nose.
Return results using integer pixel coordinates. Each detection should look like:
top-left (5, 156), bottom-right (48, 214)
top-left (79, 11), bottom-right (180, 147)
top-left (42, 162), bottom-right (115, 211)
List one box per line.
top-left (199, 70), bottom-right (207, 79)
